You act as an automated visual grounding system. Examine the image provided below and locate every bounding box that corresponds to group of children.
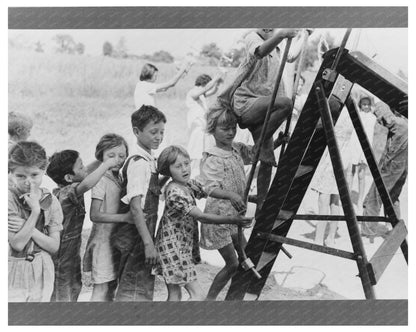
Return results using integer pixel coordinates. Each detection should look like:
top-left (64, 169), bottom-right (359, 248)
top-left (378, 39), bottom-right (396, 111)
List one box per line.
top-left (8, 28), bottom-right (408, 302)
top-left (7, 103), bottom-right (257, 302)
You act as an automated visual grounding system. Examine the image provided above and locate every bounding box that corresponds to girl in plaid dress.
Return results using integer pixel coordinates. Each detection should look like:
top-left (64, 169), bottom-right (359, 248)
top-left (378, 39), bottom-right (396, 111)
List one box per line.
top-left (155, 146), bottom-right (252, 301)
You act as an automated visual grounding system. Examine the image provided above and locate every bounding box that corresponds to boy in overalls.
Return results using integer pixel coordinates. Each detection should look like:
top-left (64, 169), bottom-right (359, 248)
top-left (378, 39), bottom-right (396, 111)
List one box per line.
top-left (114, 105), bottom-right (166, 301)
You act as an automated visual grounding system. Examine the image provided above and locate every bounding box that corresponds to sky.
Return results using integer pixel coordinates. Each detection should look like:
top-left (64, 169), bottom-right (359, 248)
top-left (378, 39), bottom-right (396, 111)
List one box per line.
top-left (8, 28), bottom-right (408, 75)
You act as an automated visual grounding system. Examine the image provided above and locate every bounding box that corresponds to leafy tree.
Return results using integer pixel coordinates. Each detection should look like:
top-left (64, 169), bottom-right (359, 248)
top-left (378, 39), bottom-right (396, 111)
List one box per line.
top-left (200, 42), bottom-right (222, 64)
top-left (34, 41), bottom-right (44, 53)
top-left (302, 32), bottom-right (336, 71)
top-left (103, 41), bottom-right (113, 56)
top-left (224, 47), bottom-right (245, 67)
top-left (53, 34), bottom-right (76, 54)
top-left (115, 37), bottom-right (128, 58)
top-left (151, 50), bottom-right (174, 63)
top-left (75, 43), bottom-right (85, 55)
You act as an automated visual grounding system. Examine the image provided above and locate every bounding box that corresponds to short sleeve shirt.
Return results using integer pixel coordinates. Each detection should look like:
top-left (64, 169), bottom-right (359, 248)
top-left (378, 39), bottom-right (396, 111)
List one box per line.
top-left (92, 171), bottom-right (122, 214)
top-left (134, 81), bottom-right (157, 109)
top-left (8, 187), bottom-right (63, 256)
top-left (121, 145), bottom-right (157, 209)
top-left (230, 31), bottom-right (286, 115)
top-left (53, 183), bottom-right (85, 236)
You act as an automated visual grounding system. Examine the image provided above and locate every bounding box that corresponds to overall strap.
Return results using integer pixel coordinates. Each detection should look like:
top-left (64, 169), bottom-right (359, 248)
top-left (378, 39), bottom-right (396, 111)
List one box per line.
top-left (120, 155), bottom-right (144, 186)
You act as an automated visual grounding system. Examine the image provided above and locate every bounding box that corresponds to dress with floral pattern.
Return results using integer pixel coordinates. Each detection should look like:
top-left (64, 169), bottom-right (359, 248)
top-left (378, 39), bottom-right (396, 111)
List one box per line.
top-left (199, 142), bottom-right (253, 250)
top-left (155, 179), bottom-right (206, 285)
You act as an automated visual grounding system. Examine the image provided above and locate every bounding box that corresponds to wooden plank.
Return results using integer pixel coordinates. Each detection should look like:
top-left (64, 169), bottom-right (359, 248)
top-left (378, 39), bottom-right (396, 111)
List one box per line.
top-left (293, 214), bottom-right (389, 222)
top-left (350, 51), bottom-right (408, 94)
top-left (368, 220), bottom-right (408, 285)
top-left (257, 232), bottom-right (356, 260)
top-left (339, 51), bottom-right (408, 118)
top-left (294, 165), bottom-right (314, 179)
top-left (255, 251), bottom-right (277, 272)
top-left (271, 209), bottom-right (295, 230)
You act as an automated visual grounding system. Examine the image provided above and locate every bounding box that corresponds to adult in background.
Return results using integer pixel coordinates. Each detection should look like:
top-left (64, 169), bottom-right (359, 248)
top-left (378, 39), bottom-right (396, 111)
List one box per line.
top-left (361, 102), bottom-right (408, 239)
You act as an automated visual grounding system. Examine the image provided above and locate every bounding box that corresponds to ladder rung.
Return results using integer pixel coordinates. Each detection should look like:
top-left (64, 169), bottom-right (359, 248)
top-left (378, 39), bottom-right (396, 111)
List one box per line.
top-left (272, 209), bottom-right (295, 230)
top-left (256, 251), bottom-right (277, 272)
top-left (294, 165), bottom-right (314, 179)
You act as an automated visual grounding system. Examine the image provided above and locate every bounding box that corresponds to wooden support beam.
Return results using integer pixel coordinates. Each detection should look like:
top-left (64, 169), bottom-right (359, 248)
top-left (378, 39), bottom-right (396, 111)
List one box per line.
top-left (255, 251), bottom-right (277, 272)
top-left (294, 165), bottom-right (314, 179)
top-left (271, 210), bottom-right (295, 230)
top-left (293, 214), bottom-right (390, 222)
top-left (368, 220), bottom-right (408, 285)
top-left (257, 232), bottom-right (356, 260)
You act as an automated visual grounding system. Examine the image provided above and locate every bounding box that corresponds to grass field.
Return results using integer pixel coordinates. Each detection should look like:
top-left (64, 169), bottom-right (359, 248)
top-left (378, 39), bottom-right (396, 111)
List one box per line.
top-left (8, 49), bottom-right (230, 161)
top-left (9, 49), bottom-right (387, 160)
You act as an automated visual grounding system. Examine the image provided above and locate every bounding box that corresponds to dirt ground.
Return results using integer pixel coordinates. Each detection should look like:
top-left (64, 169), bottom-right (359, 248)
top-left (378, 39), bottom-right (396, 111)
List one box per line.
top-left (79, 259), bottom-right (345, 302)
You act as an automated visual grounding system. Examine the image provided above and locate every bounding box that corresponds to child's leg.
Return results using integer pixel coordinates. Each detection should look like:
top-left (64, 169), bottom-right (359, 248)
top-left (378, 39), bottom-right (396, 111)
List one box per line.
top-left (206, 243), bottom-right (239, 301)
top-left (256, 162), bottom-right (272, 210)
top-left (231, 229), bottom-right (247, 261)
top-left (240, 96), bottom-right (292, 136)
top-left (357, 164), bottom-right (367, 214)
top-left (166, 284), bottom-right (182, 301)
top-left (91, 282), bottom-right (109, 302)
top-left (107, 279), bottom-right (118, 301)
top-left (326, 195), bottom-right (340, 246)
top-left (242, 96), bottom-right (292, 209)
top-left (315, 193), bottom-right (330, 245)
top-left (184, 281), bottom-right (204, 301)
top-left (346, 164), bottom-right (354, 191)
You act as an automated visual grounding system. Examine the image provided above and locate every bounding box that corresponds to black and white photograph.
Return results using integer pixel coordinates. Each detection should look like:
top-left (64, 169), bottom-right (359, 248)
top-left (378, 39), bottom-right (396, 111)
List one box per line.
top-left (6, 5), bottom-right (409, 325)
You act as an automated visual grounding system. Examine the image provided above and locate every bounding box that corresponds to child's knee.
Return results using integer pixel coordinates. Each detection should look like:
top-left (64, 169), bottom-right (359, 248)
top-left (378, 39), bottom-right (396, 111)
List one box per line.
top-left (274, 97), bottom-right (292, 115)
top-left (228, 261), bottom-right (239, 273)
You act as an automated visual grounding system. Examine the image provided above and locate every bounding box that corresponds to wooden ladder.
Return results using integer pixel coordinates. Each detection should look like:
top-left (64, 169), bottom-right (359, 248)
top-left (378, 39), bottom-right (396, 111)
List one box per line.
top-left (225, 47), bottom-right (408, 300)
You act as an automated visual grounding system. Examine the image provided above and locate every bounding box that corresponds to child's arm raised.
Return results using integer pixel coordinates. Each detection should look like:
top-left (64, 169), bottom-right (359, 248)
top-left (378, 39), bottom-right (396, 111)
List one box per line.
top-left (189, 207), bottom-right (252, 227)
top-left (188, 73), bottom-right (223, 100)
top-left (155, 62), bottom-right (192, 93)
top-left (130, 196), bottom-right (158, 265)
top-left (90, 198), bottom-right (133, 224)
top-left (31, 195), bottom-right (63, 254)
top-left (256, 29), bottom-right (299, 58)
top-left (75, 157), bottom-right (118, 196)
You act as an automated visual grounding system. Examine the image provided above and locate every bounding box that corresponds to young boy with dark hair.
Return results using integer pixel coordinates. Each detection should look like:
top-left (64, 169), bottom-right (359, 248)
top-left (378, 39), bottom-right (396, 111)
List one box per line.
top-left (46, 149), bottom-right (118, 302)
top-left (114, 105), bottom-right (167, 301)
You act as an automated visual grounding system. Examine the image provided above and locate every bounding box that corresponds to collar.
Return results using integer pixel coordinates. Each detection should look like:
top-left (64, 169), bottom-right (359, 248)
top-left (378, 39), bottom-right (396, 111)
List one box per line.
top-left (104, 170), bottom-right (122, 187)
top-left (134, 144), bottom-right (155, 162)
top-left (205, 145), bottom-right (238, 158)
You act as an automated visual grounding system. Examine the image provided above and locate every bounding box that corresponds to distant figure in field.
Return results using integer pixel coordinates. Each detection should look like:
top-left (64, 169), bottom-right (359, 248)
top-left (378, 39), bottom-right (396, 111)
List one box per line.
top-left (8, 111), bottom-right (33, 150)
top-left (186, 73), bottom-right (224, 177)
top-left (134, 62), bottom-right (192, 109)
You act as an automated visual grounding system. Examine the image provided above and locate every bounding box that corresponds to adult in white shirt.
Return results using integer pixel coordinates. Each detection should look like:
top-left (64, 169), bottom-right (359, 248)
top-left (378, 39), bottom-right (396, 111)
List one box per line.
top-left (134, 62), bottom-right (191, 109)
